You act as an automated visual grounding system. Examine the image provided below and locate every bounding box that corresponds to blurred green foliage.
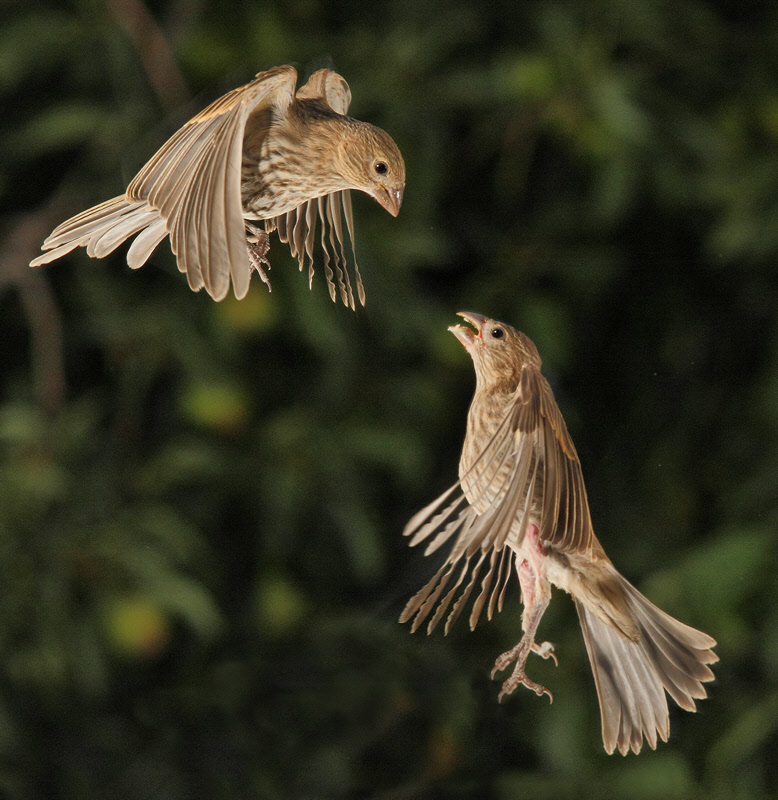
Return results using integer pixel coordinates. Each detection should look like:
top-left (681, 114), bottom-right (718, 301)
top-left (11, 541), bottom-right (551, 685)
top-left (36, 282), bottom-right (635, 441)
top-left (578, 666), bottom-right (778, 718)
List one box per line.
top-left (1, 0), bottom-right (777, 797)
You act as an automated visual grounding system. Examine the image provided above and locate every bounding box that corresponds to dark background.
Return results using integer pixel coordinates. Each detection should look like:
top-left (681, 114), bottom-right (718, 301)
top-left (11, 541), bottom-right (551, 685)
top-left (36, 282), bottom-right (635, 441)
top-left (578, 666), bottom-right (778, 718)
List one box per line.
top-left (1, 0), bottom-right (776, 797)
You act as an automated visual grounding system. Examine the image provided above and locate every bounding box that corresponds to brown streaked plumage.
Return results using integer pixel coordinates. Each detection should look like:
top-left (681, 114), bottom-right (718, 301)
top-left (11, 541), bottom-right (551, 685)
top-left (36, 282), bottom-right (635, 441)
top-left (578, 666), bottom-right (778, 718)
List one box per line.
top-left (30, 66), bottom-right (405, 304)
top-left (400, 312), bottom-right (717, 756)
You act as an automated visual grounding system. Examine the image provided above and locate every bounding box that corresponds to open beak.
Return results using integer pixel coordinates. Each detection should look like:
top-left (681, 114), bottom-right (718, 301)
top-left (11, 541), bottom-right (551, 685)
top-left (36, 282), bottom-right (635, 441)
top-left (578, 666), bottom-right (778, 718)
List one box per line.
top-left (448, 311), bottom-right (487, 351)
top-left (374, 185), bottom-right (404, 217)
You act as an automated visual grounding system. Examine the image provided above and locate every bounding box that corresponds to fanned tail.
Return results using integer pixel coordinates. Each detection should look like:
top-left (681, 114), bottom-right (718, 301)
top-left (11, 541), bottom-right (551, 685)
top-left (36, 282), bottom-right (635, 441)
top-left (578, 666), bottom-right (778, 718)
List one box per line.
top-left (576, 573), bottom-right (717, 756)
top-left (29, 196), bottom-right (167, 269)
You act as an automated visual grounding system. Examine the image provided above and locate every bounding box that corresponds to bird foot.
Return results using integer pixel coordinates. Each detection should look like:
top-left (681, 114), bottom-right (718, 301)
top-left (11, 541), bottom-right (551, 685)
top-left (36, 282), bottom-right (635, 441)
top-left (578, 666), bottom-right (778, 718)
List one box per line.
top-left (246, 223), bottom-right (272, 291)
top-left (490, 639), bottom-right (557, 675)
top-left (491, 638), bottom-right (555, 703)
top-left (497, 669), bottom-right (553, 704)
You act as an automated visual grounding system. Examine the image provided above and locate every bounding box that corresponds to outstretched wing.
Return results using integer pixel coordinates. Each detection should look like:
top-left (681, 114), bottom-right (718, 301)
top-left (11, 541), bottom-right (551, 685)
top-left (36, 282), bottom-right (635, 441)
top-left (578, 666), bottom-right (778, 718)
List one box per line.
top-left (400, 364), bottom-right (595, 634)
top-left (126, 65), bottom-right (298, 301)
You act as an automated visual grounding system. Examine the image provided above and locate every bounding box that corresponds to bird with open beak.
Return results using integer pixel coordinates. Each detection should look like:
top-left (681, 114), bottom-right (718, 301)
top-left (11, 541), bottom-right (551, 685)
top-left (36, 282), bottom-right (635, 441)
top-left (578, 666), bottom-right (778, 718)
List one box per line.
top-left (401, 312), bottom-right (717, 756)
top-left (31, 66), bottom-right (405, 306)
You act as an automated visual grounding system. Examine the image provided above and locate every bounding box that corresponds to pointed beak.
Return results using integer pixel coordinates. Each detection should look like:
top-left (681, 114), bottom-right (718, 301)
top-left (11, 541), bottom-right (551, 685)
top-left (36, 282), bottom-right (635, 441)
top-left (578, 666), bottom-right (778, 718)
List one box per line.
top-left (448, 311), bottom-right (487, 351)
top-left (374, 185), bottom-right (404, 217)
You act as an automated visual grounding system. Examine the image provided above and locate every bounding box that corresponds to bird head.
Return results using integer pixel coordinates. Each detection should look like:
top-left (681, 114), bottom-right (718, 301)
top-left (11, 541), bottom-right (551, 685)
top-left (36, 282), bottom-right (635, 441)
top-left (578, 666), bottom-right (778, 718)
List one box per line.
top-left (337, 124), bottom-right (405, 216)
top-left (449, 311), bottom-right (541, 391)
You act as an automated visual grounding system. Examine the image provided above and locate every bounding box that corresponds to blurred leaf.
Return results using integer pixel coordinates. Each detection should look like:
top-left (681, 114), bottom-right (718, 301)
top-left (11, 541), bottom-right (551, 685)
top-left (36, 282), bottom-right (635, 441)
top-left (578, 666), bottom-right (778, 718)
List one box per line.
top-left (708, 693), bottom-right (778, 784)
top-left (680, 525), bottom-right (770, 616)
top-left (141, 573), bottom-right (222, 641)
top-left (611, 752), bottom-right (693, 799)
top-left (102, 594), bottom-right (171, 659)
top-left (254, 573), bottom-right (307, 636)
top-left (12, 102), bottom-right (105, 158)
top-left (180, 379), bottom-right (252, 433)
top-left (0, 13), bottom-right (77, 91)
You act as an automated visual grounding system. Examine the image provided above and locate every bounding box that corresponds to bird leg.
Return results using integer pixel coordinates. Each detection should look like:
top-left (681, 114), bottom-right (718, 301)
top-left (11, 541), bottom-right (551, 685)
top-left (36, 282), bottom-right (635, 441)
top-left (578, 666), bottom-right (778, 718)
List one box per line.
top-left (245, 223), bottom-right (272, 291)
top-left (491, 524), bottom-right (556, 702)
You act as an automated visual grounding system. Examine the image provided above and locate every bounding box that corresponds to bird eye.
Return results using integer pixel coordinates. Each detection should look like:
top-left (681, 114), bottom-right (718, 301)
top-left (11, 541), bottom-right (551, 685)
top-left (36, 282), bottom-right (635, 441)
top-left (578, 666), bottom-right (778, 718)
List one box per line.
top-left (374, 161), bottom-right (388, 175)
top-left (491, 327), bottom-right (505, 339)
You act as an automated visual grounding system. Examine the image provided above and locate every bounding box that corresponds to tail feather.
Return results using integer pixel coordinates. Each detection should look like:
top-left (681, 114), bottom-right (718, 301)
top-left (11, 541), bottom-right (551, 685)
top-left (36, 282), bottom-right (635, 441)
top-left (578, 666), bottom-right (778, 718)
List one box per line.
top-left (576, 574), bottom-right (717, 756)
top-left (30, 196), bottom-right (165, 268)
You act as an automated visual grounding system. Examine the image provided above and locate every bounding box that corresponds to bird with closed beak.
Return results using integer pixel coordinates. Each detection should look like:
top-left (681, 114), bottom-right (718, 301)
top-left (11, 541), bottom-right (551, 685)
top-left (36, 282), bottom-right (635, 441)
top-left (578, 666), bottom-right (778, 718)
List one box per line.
top-left (400, 312), bottom-right (717, 756)
top-left (30, 65), bottom-right (405, 306)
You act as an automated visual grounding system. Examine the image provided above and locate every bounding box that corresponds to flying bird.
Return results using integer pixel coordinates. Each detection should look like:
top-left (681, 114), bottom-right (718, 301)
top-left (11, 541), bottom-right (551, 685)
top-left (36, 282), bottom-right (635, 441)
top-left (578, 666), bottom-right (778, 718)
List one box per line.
top-left (400, 312), bottom-right (717, 756)
top-left (30, 66), bottom-right (405, 305)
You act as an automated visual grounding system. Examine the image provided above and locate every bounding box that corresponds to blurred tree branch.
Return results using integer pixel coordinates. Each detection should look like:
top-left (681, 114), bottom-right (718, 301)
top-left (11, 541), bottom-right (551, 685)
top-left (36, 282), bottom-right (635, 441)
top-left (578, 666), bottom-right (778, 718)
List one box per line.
top-left (108, 0), bottom-right (189, 108)
top-left (0, 209), bottom-right (66, 415)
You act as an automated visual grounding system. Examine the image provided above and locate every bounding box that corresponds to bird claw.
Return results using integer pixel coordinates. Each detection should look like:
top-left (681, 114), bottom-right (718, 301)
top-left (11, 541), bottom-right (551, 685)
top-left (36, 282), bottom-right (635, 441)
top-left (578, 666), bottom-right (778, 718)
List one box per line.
top-left (491, 637), bottom-right (555, 703)
top-left (532, 640), bottom-right (558, 667)
top-left (491, 638), bottom-right (557, 677)
top-left (497, 671), bottom-right (554, 704)
top-left (246, 223), bottom-right (272, 292)
top-left (491, 649), bottom-right (520, 679)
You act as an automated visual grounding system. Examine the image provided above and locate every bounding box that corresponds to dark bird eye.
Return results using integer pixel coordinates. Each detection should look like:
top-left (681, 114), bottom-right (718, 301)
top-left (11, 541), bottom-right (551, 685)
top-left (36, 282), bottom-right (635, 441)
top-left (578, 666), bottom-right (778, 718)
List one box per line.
top-left (374, 161), bottom-right (388, 175)
top-left (491, 327), bottom-right (505, 339)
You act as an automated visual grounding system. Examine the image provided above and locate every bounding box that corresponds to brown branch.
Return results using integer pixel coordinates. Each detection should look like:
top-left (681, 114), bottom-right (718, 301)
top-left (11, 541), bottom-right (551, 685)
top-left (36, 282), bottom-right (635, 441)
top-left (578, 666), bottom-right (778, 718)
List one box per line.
top-left (107, 0), bottom-right (190, 109)
top-left (0, 209), bottom-right (67, 415)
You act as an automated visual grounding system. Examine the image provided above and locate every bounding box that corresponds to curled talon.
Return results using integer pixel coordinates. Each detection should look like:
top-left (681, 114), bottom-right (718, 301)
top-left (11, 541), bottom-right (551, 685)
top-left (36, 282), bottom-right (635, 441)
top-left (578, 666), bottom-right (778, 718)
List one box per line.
top-left (497, 672), bottom-right (553, 704)
top-left (532, 641), bottom-right (558, 666)
top-left (246, 223), bottom-right (272, 290)
top-left (491, 653), bottom-right (517, 678)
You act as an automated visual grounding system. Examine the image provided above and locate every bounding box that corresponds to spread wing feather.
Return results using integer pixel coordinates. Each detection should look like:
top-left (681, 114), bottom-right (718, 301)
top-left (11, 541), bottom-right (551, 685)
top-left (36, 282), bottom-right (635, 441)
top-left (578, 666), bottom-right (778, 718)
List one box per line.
top-left (31, 67), bottom-right (298, 300)
top-left (127, 66), bottom-right (298, 300)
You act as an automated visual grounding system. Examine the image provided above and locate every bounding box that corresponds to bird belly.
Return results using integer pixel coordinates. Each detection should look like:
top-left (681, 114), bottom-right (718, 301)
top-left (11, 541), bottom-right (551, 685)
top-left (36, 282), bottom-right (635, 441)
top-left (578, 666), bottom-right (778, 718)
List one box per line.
top-left (540, 547), bottom-right (639, 640)
top-left (240, 138), bottom-right (343, 221)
